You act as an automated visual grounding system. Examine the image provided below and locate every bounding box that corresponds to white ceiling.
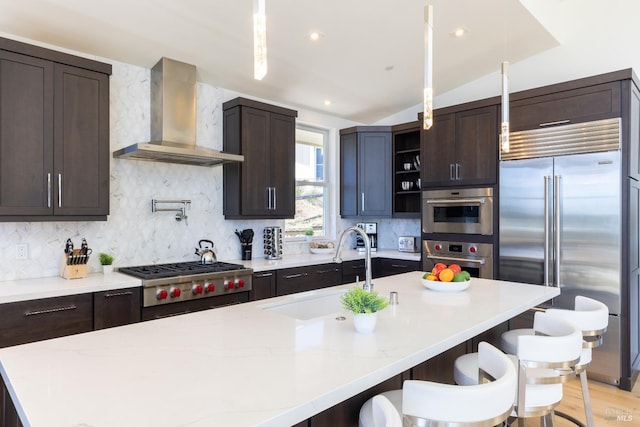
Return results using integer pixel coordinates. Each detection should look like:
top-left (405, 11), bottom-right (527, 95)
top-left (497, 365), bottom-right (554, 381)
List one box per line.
top-left (0, 0), bottom-right (559, 123)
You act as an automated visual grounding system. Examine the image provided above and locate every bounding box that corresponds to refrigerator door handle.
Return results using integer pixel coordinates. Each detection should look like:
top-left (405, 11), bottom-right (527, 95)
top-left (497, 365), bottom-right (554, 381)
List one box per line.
top-left (544, 175), bottom-right (551, 286)
top-left (554, 175), bottom-right (561, 287)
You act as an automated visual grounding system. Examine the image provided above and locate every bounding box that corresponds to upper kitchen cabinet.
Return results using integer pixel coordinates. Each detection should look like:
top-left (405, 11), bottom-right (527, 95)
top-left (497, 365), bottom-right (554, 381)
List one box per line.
top-left (509, 81), bottom-right (621, 132)
top-left (340, 126), bottom-right (392, 218)
top-left (422, 104), bottom-right (498, 187)
top-left (223, 97), bottom-right (297, 219)
top-left (392, 121), bottom-right (421, 218)
top-left (0, 37), bottom-right (111, 221)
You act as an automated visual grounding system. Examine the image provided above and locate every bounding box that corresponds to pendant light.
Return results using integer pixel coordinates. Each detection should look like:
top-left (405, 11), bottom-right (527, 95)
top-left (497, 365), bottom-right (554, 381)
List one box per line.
top-left (423, 4), bottom-right (433, 130)
top-left (253, 0), bottom-right (267, 80)
top-left (501, 61), bottom-right (509, 153)
top-left (500, 0), bottom-right (509, 153)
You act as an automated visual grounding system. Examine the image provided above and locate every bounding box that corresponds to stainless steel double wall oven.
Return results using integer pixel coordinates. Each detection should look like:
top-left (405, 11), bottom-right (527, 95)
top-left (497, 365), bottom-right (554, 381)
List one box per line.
top-left (422, 187), bottom-right (495, 279)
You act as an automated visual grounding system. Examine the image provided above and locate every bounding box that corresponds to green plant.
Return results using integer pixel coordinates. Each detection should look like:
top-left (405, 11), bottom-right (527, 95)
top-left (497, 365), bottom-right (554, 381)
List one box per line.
top-left (304, 229), bottom-right (314, 236)
top-left (340, 287), bottom-right (389, 314)
top-left (98, 252), bottom-right (114, 266)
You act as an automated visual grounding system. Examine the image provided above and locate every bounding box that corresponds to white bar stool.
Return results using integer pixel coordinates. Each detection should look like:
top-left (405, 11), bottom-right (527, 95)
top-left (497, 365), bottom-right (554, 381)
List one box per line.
top-left (500, 296), bottom-right (608, 427)
top-left (359, 342), bottom-right (516, 427)
top-left (454, 312), bottom-right (582, 426)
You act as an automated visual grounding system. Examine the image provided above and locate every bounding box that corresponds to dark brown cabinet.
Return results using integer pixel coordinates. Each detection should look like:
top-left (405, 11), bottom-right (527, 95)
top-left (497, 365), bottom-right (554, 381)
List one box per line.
top-left (340, 126), bottom-right (392, 218)
top-left (223, 97), bottom-right (297, 219)
top-left (276, 263), bottom-right (341, 296)
top-left (392, 122), bottom-right (421, 217)
top-left (93, 287), bottom-right (141, 330)
top-left (510, 81), bottom-right (621, 132)
top-left (0, 37), bottom-right (110, 221)
top-left (251, 270), bottom-right (276, 301)
top-left (0, 294), bottom-right (93, 349)
top-left (422, 105), bottom-right (498, 187)
top-left (376, 258), bottom-right (420, 278)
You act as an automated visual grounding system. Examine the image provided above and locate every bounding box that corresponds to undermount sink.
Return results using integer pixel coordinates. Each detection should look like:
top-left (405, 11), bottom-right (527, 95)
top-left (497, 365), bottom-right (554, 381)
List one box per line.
top-left (261, 289), bottom-right (347, 320)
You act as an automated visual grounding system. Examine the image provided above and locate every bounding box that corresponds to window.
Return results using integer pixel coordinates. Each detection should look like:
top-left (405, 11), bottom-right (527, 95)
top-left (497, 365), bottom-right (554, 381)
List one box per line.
top-left (285, 125), bottom-right (328, 238)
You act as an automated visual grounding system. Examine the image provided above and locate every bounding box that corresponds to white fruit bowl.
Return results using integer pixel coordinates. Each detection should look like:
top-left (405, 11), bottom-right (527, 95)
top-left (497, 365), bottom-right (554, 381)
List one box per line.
top-left (421, 278), bottom-right (471, 292)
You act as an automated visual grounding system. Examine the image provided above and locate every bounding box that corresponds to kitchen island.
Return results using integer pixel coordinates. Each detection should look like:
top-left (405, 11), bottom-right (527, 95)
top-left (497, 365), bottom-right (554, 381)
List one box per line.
top-left (0, 273), bottom-right (559, 427)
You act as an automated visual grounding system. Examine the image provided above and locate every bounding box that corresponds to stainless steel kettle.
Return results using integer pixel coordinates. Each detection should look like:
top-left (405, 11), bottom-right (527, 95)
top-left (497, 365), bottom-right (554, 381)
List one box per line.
top-left (195, 239), bottom-right (217, 264)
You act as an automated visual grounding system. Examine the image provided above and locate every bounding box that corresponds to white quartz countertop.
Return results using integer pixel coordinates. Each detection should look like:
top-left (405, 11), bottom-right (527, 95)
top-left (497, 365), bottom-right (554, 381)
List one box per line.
top-left (0, 273), bottom-right (559, 427)
top-left (0, 272), bottom-right (141, 304)
top-left (230, 249), bottom-right (420, 272)
top-left (0, 250), bottom-right (418, 304)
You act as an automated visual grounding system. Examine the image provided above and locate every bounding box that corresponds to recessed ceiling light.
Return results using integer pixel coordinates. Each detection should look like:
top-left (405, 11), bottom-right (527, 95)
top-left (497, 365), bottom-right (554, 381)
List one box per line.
top-left (324, 99), bottom-right (332, 106)
top-left (309, 31), bottom-right (324, 41)
top-left (451, 27), bottom-right (469, 38)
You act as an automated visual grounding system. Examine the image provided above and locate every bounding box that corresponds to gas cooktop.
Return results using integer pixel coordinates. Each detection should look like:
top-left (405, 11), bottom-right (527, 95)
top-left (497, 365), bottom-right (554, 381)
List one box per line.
top-left (118, 261), bottom-right (247, 280)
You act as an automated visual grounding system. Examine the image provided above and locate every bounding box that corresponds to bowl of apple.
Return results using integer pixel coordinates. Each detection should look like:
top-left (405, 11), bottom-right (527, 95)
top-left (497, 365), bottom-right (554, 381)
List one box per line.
top-left (421, 263), bottom-right (471, 292)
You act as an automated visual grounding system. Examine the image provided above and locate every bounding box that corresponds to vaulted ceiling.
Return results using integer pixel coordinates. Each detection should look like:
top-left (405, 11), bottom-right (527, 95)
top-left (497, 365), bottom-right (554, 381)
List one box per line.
top-left (0, 0), bottom-right (559, 123)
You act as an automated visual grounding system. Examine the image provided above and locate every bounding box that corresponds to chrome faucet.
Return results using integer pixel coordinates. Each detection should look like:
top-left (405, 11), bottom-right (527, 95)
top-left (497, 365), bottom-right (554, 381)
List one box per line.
top-left (334, 226), bottom-right (373, 292)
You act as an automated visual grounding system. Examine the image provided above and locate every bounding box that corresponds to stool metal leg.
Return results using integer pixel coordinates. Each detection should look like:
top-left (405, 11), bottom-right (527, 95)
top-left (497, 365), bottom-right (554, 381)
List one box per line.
top-left (580, 370), bottom-right (595, 427)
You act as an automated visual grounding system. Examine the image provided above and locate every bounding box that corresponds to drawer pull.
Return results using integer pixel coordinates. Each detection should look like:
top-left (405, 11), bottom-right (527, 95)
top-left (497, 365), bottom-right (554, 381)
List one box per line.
top-left (255, 272), bottom-right (274, 278)
top-left (391, 264), bottom-right (407, 269)
top-left (316, 269), bottom-right (338, 274)
top-left (284, 273), bottom-right (306, 279)
top-left (104, 291), bottom-right (134, 298)
top-left (25, 305), bottom-right (77, 317)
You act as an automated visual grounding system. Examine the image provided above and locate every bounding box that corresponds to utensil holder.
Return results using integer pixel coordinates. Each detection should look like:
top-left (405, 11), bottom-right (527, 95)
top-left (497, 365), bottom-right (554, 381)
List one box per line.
top-left (241, 243), bottom-right (252, 260)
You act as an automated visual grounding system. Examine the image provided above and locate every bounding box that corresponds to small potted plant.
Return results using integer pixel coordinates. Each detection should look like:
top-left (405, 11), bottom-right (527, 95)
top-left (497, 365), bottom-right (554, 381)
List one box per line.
top-left (99, 252), bottom-right (114, 274)
top-left (304, 229), bottom-right (314, 241)
top-left (340, 287), bottom-right (389, 333)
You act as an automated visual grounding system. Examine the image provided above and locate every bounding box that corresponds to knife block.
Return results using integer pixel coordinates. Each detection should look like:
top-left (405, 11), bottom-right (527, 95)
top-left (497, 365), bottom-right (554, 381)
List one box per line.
top-left (60, 256), bottom-right (88, 279)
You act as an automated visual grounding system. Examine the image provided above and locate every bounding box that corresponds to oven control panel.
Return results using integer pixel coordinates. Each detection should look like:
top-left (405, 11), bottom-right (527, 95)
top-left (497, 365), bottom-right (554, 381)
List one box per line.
top-left (423, 240), bottom-right (493, 279)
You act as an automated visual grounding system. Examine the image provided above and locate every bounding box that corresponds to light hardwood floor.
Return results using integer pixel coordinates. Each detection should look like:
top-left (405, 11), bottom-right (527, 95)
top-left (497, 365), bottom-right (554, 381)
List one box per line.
top-left (519, 377), bottom-right (640, 426)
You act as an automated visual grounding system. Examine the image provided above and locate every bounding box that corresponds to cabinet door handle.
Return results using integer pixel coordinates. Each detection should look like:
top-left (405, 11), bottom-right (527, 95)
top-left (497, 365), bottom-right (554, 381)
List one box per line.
top-left (47, 173), bottom-right (52, 208)
top-left (255, 272), bottom-right (274, 278)
top-left (455, 163), bottom-right (461, 181)
top-left (266, 187), bottom-right (271, 210)
top-left (104, 291), bottom-right (134, 298)
top-left (316, 268), bottom-right (338, 274)
top-left (272, 187), bottom-right (276, 210)
top-left (58, 173), bottom-right (62, 207)
top-left (449, 163), bottom-right (455, 181)
top-left (350, 265), bottom-right (364, 270)
top-left (361, 192), bottom-right (365, 212)
top-left (390, 264), bottom-right (408, 269)
top-left (284, 273), bottom-right (306, 279)
top-left (25, 304), bottom-right (77, 317)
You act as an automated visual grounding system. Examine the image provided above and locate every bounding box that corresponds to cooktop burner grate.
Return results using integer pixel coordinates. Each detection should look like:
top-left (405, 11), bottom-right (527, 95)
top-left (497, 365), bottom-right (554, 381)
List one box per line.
top-left (119, 261), bottom-right (246, 280)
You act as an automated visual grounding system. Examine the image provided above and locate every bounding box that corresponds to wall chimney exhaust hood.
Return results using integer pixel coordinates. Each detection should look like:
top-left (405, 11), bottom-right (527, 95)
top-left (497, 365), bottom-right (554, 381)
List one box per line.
top-left (113, 57), bottom-right (244, 167)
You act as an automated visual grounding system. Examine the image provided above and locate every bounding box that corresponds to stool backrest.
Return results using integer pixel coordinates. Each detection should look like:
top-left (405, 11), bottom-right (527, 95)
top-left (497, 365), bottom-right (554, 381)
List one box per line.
top-left (403, 342), bottom-right (516, 424)
top-left (518, 311), bottom-right (582, 364)
top-left (371, 395), bottom-right (402, 427)
top-left (546, 296), bottom-right (608, 333)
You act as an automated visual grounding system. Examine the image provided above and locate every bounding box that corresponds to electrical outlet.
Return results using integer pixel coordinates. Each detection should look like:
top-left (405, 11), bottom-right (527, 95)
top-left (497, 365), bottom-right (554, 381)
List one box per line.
top-left (16, 244), bottom-right (27, 260)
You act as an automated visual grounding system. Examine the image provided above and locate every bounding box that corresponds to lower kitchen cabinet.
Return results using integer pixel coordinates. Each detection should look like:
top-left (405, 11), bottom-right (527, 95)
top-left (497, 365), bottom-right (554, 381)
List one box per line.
top-left (375, 258), bottom-right (420, 278)
top-left (141, 292), bottom-right (249, 321)
top-left (251, 270), bottom-right (276, 301)
top-left (0, 375), bottom-right (22, 427)
top-left (341, 259), bottom-right (367, 284)
top-left (411, 342), bottom-right (468, 384)
top-left (0, 294), bottom-right (93, 349)
top-left (93, 287), bottom-right (141, 330)
top-left (276, 263), bottom-right (342, 296)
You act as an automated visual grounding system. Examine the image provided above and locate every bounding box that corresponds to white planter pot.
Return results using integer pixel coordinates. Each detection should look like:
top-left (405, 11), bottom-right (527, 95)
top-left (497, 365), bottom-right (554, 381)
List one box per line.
top-left (102, 265), bottom-right (114, 274)
top-left (353, 312), bottom-right (377, 334)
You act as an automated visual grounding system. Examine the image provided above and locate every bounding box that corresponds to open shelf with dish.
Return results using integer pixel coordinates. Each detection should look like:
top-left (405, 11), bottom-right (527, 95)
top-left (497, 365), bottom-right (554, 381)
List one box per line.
top-left (392, 121), bottom-right (421, 218)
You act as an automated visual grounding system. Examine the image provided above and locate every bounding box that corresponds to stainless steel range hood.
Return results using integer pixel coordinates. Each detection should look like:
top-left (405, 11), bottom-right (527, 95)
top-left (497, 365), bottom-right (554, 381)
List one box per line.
top-left (113, 57), bottom-right (243, 167)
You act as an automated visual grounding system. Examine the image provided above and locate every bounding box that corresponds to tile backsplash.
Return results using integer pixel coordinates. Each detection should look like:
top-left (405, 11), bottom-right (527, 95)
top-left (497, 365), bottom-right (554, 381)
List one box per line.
top-left (0, 56), bottom-right (419, 282)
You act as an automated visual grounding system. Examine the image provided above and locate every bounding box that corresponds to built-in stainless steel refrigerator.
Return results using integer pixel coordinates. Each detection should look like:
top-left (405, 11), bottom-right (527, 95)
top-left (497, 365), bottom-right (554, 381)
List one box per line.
top-left (499, 118), bottom-right (622, 385)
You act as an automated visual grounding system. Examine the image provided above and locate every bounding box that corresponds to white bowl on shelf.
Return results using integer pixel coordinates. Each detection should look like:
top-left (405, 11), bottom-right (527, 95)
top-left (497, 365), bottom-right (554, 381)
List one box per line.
top-left (421, 278), bottom-right (471, 292)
